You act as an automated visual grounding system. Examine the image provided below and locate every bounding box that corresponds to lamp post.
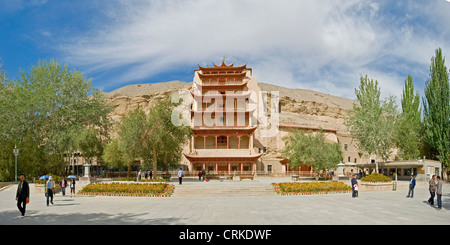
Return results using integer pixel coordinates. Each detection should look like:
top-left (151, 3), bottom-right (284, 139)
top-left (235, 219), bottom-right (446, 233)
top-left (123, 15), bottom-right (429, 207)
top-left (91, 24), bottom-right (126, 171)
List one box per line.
top-left (13, 145), bottom-right (19, 182)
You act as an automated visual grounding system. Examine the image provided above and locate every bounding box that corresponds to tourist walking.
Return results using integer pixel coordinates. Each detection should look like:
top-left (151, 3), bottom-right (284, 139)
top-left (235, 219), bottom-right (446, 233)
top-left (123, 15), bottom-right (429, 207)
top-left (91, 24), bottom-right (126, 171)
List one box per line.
top-left (51, 176), bottom-right (56, 196)
top-left (202, 169), bottom-right (206, 181)
top-left (178, 168), bottom-right (184, 185)
top-left (46, 176), bottom-right (54, 206)
top-left (406, 174), bottom-right (416, 198)
top-left (198, 171), bottom-right (202, 181)
top-left (60, 177), bottom-right (67, 197)
top-left (16, 174), bottom-right (29, 217)
top-left (428, 175), bottom-right (436, 206)
top-left (351, 174), bottom-right (358, 198)
top-left (436, 176), bottom-right (442, 210)
top-left (149, 170), bottom-right (153, 180)
top-left (70, 178), bottom-right (76, 197)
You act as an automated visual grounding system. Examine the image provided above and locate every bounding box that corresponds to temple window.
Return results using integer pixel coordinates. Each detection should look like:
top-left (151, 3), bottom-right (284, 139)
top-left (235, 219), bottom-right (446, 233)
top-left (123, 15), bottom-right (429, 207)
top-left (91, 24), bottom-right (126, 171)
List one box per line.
top-left (217, 136), bottom-right (227, 145)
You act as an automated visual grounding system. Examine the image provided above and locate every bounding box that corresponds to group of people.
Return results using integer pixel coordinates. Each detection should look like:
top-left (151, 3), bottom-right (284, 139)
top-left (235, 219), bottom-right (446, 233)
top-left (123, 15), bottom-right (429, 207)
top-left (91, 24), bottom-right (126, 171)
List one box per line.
top-left (197, 169), bottom-right (209, 182)
top-left (426, 175), bottom-right (443, 210)
top-left (404, 174), bottom-right (443, 210)
top-left (44, 176), bottom-right (76, 206)
top-left (15, 171), bottom-right (446, 218)
top-left (351, 173), bottom-right (444, 210)
top-left (15, 174), bottom-right (76, 218)
top-left (137, 170), bottom-right (153, 180)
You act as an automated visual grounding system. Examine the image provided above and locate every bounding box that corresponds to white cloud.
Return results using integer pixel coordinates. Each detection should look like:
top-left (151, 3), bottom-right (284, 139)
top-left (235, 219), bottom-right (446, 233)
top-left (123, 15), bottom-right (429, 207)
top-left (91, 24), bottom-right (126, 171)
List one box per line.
top-left (59, 0), bottom-right (450, 101)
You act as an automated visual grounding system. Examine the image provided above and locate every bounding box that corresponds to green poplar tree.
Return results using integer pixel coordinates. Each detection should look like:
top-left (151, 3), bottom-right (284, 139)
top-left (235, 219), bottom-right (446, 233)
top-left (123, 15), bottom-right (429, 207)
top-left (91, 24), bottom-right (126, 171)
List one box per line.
top-left (117, 108), bottom-right (147, 178)
top-left (423, 47), bottom-right (450, 167)
top-left (345, 75), bottom-right (398, 171)
top-left (396, 75), bottom-right (421, 160)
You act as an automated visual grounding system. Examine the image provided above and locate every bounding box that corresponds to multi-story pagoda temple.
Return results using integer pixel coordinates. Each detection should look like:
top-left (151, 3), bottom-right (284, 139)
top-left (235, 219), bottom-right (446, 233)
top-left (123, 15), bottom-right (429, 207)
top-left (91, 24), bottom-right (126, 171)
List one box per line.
top-left (184, 60), bottom-right (262, 174)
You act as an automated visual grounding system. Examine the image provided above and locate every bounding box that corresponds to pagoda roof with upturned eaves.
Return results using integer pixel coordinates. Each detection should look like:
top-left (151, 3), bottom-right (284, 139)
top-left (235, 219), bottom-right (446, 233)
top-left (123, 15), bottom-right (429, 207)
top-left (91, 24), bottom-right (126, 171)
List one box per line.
top-left (197, 59), bottom-right (248, 72)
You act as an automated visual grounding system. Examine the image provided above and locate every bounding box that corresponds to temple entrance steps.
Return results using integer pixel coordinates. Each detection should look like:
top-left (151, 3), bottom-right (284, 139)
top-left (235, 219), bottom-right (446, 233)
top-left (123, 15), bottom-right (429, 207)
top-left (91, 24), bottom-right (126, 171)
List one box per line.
top-left (171, 183), bottom-right (274, 197)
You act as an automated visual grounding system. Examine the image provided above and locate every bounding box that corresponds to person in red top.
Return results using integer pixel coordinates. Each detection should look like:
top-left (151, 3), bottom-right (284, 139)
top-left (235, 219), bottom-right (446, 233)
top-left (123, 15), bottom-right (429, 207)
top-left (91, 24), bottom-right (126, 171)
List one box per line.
top-left (60, 177), bottom-right (68, 196)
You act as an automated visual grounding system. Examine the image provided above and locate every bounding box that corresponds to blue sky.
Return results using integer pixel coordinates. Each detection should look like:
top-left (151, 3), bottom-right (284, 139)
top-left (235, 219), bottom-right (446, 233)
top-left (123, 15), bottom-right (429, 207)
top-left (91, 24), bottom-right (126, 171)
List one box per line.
top-left (1, 0), bottom-right (450, 101)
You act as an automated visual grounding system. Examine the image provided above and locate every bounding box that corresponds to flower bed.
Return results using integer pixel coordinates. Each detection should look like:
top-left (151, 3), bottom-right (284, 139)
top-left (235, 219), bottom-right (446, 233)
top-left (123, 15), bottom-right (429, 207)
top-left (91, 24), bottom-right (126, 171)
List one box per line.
top-left (78, 183), bottom-right (174, 197)
top-left (272, 181), bottom-right (351, 195)
top-left (360, 173), bottom-right (393, 192)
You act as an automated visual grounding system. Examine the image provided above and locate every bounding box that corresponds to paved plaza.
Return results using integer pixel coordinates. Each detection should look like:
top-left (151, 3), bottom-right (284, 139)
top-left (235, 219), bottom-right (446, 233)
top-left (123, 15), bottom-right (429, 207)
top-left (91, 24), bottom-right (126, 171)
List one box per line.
top-left (1, 177), bottom-right (450, 225)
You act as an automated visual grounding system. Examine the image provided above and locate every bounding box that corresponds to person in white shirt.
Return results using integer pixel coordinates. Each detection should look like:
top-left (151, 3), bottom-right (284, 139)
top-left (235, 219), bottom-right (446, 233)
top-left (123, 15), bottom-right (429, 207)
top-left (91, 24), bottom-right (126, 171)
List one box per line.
top-left (178, 168), bottom-right (184, 185)
top-left (46, 176), bottom-right (54, 206)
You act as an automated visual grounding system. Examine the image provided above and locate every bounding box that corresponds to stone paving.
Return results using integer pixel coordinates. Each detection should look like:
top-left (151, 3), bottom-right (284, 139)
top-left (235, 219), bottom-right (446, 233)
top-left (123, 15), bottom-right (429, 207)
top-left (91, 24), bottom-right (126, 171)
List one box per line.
top-left (1, 177), bottom-right (450, 225)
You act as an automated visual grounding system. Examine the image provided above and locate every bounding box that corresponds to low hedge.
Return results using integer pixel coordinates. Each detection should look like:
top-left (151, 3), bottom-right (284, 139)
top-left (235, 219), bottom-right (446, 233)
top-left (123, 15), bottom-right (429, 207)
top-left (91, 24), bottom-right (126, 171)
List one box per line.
top-left (272, 181), bottom-right (351, 195)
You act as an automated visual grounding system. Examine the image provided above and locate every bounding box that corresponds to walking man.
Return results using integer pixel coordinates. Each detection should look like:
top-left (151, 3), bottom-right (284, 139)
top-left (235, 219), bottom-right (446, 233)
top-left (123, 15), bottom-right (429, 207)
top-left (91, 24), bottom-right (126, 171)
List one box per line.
top-left (46, 176), bottom-right (54, 206)
top-left (406, 174), bottom-right (416, 198)
top-left (16, 174), bottom-right (29, 218)
top-left (436, 176), bottom-right (443, 210)
top-left (202, 168), bottom-right (206, 181)
top-left (178, 168), bottom-right (184, 185)
top-left (428, 175), bottom-right (436, 206)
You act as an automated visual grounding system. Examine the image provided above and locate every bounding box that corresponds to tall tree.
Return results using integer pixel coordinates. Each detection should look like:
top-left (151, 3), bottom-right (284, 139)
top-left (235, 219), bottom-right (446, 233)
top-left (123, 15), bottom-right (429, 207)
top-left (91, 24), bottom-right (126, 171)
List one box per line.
top-left (75, 126), bottom-right (104, 168)
top-left (0, 59), bottom-right (111, 180)
top-left (19, 130), bottom-right (45, 179)
top-left (345, 75), bottom-right (398, 171)
top-left (3, 59), bottom-right (111, 148)
top-left (423, 47), bottom-right (450, 167)
top-left (102, 96), bottom-right (192, 178)
top-left (102, 138), bottom-right (125, 170)
top-left (0, 140), bottom-right (17, 181)
top-left (117, 108), bottom-right (147, 178)
top-left (396, 75), bottom-right (421, 160)
top-left (282, 129), bottom-right (343, 176)
top-left (143, 95), bottom-right (192, 172)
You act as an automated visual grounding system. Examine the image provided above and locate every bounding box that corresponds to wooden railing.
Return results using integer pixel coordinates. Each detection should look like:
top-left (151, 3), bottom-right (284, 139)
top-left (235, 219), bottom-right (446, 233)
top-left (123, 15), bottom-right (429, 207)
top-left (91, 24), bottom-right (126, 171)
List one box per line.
top-left (106, 170), bottom-right (316, 179)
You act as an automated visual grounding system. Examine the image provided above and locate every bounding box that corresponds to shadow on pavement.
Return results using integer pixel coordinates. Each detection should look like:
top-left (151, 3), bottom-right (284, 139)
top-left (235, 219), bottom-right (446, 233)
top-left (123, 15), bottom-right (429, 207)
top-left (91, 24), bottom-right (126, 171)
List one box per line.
top-left (0, 209), bottom-right (184, 225)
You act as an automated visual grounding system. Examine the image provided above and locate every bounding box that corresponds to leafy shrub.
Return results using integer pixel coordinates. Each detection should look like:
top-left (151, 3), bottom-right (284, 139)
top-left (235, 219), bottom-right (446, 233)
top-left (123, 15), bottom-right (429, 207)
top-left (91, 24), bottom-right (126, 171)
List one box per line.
top-left (360, 173), bottom-right (391, 182)
top-left (272, 181), bottom-right (351, 195)
top-left (139, 178), bottom-right (166, 182)
top-left (34, 173), bottom-right (63, 184)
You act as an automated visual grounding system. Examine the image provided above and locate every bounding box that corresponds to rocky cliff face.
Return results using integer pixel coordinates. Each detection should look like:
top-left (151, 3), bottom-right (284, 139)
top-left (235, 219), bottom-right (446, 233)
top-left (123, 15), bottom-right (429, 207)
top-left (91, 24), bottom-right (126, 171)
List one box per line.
top-left (103, 80), bottom-right (192, 123)
top-left (103, 80), bottom-right (355, 135)
top-left (258, 82), bottom-right (354, 135)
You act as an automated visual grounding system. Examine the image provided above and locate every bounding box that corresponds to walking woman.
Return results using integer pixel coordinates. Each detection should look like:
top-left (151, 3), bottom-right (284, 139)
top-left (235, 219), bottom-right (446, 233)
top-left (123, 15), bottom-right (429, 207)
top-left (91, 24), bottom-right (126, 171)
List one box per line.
top-left (70, 178), bottom-right (76, 197)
